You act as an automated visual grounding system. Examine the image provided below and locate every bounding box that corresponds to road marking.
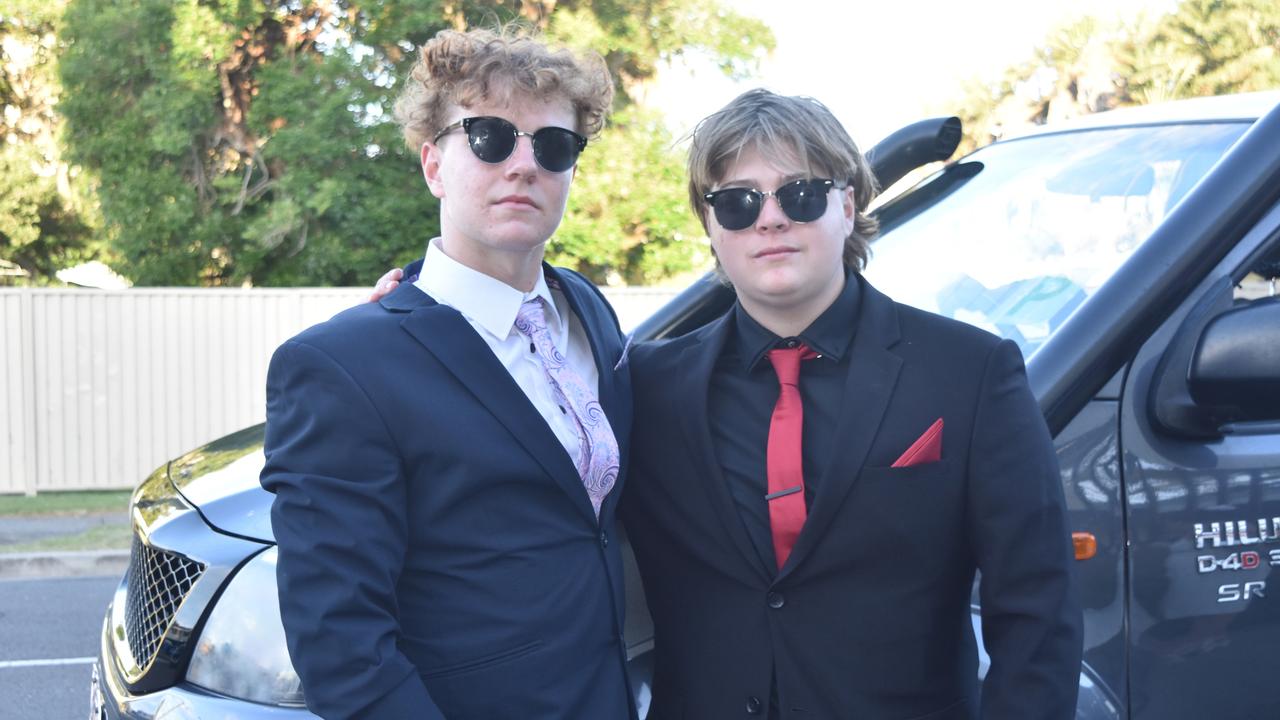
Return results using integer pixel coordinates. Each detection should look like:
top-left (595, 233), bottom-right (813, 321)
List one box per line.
top-left (0, 657), bottom-right (95, 669)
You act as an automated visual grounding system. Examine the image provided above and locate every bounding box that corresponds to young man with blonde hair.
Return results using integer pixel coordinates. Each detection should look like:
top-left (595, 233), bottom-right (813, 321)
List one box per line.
top-left (622, 89), bottom-right (1082, 719)
top-left (262, 27), bottom-right (637, 720)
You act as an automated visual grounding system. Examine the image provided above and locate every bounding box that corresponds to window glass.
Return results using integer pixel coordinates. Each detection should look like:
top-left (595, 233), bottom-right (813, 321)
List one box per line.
top-left (866, 123), bottom-right (1250, 357)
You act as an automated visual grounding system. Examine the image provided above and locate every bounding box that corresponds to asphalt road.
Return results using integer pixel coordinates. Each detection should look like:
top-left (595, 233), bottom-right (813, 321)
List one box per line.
top-left (0, 574), bottom-right (119, 720)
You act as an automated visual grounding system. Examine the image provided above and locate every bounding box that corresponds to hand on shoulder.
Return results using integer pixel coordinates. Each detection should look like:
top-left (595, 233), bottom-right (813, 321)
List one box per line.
top-left (368, 267), bottom-right (403, 303)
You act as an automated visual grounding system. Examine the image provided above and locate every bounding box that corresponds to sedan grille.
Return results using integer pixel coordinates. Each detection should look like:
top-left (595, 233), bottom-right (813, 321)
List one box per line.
top-left (124, 535), bottom-right (205, 668)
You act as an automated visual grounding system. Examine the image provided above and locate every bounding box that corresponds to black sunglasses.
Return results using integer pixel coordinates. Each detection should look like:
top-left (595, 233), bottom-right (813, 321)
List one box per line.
top-left (433, 116), bottom-right (587, 173)
top-left (703, 178), bottom-right (843, 231)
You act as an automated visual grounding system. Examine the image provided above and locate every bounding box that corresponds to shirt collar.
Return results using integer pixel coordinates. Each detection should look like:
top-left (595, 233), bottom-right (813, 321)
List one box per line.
top-left (414, 238), bottom-right (561, 341)
top-left (732, 271), bottom-right (862, 372)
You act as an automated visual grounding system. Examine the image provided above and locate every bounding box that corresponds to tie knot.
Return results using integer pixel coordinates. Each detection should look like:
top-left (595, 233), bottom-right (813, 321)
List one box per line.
top-left (516, 297), bottom-right (547, 332)
top-left (767, 343), bottom-right (816, 386)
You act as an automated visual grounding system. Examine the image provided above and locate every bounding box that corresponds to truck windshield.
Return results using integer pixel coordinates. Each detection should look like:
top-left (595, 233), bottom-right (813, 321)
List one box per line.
top-left (865, 122), bottom-right (1250, 358)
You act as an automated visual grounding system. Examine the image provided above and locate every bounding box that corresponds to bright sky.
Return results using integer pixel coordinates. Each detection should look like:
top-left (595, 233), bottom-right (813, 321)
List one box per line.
top-left (644, 0), bottom-right (1179, 147)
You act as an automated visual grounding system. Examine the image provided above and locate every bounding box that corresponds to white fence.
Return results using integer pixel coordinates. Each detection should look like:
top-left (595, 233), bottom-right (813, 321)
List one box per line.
top-left (0, 286), bottom-right (677, 495)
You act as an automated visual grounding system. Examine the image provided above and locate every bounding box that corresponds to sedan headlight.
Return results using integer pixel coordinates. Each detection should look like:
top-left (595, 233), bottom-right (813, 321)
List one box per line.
top-left (186, 546), bottom-right (305, 706)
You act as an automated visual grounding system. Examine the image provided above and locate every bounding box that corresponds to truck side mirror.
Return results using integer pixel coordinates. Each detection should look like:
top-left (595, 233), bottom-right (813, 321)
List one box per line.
top-left (1187, 297), bottom-right (1280, 430)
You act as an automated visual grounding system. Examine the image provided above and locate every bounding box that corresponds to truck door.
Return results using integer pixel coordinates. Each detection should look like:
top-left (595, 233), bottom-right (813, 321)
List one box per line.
top-left (1119, 218), bottom-right (1280, 720)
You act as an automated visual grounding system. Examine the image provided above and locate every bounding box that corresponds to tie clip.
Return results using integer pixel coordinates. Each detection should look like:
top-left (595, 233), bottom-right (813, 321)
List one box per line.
top-left (765, 486), bottom-right (803, 501)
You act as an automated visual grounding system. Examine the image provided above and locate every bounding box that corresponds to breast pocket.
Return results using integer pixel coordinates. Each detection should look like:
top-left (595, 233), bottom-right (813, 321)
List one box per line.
top-left (859, 458), bottom-right (956, 485)
top-left (854, 459), bottom-right (963, 557)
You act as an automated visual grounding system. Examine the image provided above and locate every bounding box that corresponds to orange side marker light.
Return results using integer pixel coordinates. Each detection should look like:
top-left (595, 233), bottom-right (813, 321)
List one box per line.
top-left (1072, 532), bottom-right (1097, 561)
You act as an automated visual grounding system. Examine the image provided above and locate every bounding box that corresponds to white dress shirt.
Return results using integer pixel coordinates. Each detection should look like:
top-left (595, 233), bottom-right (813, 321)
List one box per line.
top-left (414, 239), bottom-right (600, 463)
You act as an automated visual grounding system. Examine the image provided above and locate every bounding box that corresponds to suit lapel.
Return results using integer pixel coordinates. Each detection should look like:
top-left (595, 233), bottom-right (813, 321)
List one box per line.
top-left (546, 266), bottom-right (628, 442)
top-left (779, 278), bottom-right (903, 580)
top-left (387, 283), bottom-right (598, 526)
top-left (677, 314), bottom-right (775, 584)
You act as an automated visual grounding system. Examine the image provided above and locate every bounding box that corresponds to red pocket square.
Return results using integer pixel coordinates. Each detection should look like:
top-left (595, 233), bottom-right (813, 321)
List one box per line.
top-left (891, 418), bottom-right (943, 468)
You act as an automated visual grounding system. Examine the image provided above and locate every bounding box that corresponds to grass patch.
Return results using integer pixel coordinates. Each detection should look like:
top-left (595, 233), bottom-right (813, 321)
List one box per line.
top-left (0, 490), bottom-right (132, 517)
top-left (2, 523), bottom-right (132, 553)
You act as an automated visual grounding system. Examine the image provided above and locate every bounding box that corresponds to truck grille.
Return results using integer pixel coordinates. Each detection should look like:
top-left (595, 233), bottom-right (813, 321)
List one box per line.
top-left (124, 535), bottom-right (205, 668)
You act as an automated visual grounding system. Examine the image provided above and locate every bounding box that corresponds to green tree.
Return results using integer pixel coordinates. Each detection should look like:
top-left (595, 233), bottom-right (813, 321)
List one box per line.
top-left (950, 0), bottom-right (1280, 154)
top-left (0, 0), bottom-right (103, 285)
top-left (950, 16), bottom-right (1130, 154)
top-left (555, 105), bottom-right (712, 284)
top-left (58, 0), bottom-right (772, 286)
top-left (1118, 0), bottom-right (1280, 104)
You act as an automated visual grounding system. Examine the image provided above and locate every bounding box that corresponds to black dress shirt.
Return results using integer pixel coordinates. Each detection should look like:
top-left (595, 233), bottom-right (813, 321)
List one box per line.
top-left (707, 274), bottom-right (861, 572)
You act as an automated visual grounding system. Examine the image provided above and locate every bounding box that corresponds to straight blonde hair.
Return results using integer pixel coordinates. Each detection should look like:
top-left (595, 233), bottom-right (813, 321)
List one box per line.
top-left (687, 89), bottom-right (879, 271)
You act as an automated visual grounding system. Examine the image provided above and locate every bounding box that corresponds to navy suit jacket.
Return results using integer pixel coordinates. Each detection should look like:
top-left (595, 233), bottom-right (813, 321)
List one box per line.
top-left (261, 265), bottom-right (636, 720)
top-left (622, 275), bottom-right (1082, 720)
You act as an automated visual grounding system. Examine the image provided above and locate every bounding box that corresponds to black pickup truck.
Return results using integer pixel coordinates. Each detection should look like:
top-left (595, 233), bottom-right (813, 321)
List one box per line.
top-left (93, 90), bottom-right (1280, 720)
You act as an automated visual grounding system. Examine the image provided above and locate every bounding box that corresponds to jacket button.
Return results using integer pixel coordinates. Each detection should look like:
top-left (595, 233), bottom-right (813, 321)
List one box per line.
top-left (600, 531), bottom-right (609, 548)
top-left (746, 696), bottom-right (763, 714)
top-left (767, 591), bottom-right (785, 609)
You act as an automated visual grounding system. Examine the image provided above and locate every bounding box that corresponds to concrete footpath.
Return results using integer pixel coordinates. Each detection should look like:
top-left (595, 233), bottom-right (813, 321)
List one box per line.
top-left (0, 512), bottom-right (130, 579)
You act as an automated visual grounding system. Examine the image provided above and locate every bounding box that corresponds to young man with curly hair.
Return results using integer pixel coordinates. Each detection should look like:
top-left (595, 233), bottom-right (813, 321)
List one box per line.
top-left (261, 27), bottom-right (637, 720)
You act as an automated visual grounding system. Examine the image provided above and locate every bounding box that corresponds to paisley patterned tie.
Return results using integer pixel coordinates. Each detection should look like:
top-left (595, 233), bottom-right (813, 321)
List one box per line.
top-left (515, 298), bottom-right (619, 518)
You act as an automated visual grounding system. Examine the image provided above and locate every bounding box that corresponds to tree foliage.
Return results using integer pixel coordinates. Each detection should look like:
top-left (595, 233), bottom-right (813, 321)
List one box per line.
top-left (0, 0), bottom-right (103, 285)
top-left (1117, 0), bottom-right (1280, 104)
top-left (54, 0), bottom-right (772, 286)
top-left (951, 0), bottom-right (1280, 154)
top-left (555, 105), bottom-right (711, 284)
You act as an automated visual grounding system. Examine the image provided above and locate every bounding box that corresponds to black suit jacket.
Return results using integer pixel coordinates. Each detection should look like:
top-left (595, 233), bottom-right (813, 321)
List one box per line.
top-left (261, 265), bottom-right (637, 720)
top-left (622, 275), bottom-right (1082, 720)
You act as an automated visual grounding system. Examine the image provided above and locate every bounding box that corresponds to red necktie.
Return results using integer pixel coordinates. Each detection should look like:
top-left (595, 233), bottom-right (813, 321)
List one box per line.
top-left (765, 343), bottom-right (817, 571)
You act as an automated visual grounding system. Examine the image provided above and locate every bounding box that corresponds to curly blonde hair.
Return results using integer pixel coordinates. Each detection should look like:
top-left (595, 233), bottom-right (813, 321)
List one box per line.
top-left (393, 26), bottom-right (615, 151)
